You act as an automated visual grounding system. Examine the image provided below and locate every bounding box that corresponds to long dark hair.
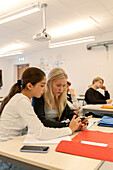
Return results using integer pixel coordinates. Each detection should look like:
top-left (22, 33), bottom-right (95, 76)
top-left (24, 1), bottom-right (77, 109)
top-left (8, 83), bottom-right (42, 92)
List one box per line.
top-left (0, 67), bottom-right (45, 115)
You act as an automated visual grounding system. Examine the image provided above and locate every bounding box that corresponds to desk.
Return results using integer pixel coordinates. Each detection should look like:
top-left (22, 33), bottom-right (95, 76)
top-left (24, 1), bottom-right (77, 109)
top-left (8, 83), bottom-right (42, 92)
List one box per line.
top-left (0, 122), bottom-right (103, 170)
top-left (76, 96), bottom-right (85, 106)
top-left (83, 105), bottom-right (113, 116)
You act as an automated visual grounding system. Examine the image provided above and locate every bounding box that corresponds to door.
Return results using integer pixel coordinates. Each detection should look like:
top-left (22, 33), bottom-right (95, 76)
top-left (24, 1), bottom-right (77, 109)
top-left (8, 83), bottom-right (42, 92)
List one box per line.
top-left (17, 64), bottom-right (29, 80)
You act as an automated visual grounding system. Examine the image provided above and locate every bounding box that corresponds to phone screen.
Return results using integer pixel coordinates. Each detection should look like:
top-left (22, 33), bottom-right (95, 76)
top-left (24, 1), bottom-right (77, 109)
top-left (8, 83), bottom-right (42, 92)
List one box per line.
top-left (20, 145), bottom-right (49, 153)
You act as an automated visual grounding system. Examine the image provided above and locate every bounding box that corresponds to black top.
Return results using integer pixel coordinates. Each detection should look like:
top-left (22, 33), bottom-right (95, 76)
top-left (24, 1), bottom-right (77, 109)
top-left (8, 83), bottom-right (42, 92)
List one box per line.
top-left (32, 96), bottom-right (77, 128)
top-left (85, 88), bottom-right (110, 104)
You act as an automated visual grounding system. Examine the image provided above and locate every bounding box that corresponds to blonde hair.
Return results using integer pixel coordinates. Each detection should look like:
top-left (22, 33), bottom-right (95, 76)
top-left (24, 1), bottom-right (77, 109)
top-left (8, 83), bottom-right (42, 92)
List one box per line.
top-left (92, 77), bottom-right (104, 84)
top-left (88, 77), bottom-right (104, 89)
top-left (44, 68), bottom-right (68, 120)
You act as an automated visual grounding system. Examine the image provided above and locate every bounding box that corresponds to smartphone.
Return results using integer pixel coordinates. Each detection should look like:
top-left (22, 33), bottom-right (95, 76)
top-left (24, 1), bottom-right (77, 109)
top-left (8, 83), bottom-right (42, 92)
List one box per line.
top-left (81, 117), bottom-right (86, 122)
top-left (81, 115), bottom-right (92, 123)
top-left (20, 145), bottom-right (49, 153)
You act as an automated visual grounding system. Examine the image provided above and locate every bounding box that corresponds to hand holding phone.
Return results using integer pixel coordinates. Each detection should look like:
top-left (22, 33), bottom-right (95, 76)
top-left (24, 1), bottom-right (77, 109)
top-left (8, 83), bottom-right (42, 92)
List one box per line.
top-left (20, 145), bottom-right (49, 153)
top-left (81, 115), bottom-right (92, 124)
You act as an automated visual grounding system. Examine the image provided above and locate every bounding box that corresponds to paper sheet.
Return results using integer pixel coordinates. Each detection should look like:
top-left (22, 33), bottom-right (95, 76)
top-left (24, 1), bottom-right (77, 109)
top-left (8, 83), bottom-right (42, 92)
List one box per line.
top-left (86, 118), bottom-right (97, 129)
top-left (23, 129), bottom-right (71, 144)
top-left (80, 140), bottom-right (108, 147)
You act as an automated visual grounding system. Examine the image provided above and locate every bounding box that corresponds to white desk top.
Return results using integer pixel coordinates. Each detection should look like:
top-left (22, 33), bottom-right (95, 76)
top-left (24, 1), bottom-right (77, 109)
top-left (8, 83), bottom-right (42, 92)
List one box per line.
top-left (76, 96), bottom-right (85, 100)
top-left (0, 120), bottom-right (105, 170)
top-left (83, 104), bottom-right (113, 112)
top-left (89, 119), bottom-right (113, 133)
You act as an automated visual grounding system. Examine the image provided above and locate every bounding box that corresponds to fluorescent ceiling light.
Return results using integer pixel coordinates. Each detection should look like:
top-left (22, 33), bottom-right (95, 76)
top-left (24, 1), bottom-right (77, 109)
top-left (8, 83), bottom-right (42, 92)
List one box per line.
top-left (0, 3), bottom-right (40, 24)
top-left (0, 43), bottom-right (25, 53)
top-left (0, 42), bottom-right (25, 57)
top-left (0, 50), bottom-right (23, 57)
top-left (49, 36), bottom-right (95, 48)
top-left (49, 21), bottom-right (93, 37)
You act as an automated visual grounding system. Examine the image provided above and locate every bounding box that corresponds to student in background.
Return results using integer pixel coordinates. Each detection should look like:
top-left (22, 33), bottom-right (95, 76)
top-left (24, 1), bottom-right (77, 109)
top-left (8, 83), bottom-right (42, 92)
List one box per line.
top-left (32, 68), bottom-right (88, 128)
top-left (85, 77), bottom-right (112, 104)
top-left (0, 67), bottom-right (86, 170)
top-left (67, 81), bottom-right (82, 115)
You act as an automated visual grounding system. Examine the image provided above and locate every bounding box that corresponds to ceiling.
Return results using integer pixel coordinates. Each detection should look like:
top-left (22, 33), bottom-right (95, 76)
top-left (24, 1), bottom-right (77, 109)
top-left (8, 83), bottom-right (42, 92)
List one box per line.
top-left (0, 0), bottom-right (113, 58)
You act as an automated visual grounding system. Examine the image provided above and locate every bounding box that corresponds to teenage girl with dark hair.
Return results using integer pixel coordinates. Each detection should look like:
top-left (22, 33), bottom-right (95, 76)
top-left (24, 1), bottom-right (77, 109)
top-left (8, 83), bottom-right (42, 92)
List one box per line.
top-left (0, 67), bottom-right (86, 170)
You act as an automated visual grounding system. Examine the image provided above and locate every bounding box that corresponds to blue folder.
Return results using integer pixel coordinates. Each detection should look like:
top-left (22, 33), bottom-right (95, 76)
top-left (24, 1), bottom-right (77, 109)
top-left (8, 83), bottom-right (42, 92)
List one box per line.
top-left (98, 116), bottom-right (113, 127)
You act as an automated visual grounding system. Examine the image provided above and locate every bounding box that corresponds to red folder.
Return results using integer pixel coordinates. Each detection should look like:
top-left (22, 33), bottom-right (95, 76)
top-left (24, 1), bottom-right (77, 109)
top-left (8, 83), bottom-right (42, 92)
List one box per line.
top-left (72, 130), bottom-right (113, 147)
top-left (56, 130), bottom-right (113, 162)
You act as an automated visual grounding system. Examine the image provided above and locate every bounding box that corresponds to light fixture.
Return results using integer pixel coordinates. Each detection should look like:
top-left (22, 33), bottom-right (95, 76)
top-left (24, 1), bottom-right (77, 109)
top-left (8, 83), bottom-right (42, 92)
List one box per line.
top-left (49, 21), bottom-right (93, 38)
top-left (49, 36), bottom-right (95, 48)
top-left (0, 43), bottom-right (25, 53)
top-left (0, 2), bottom-right (40, 24)
top-left (0, 42), bottom-right (25, 57)
top-left (0, 50), bottom-right (23, 57)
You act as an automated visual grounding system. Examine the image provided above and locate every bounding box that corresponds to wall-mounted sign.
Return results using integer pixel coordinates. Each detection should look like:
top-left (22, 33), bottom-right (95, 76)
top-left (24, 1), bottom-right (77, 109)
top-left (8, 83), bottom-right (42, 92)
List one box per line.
top-left (18, 57), bottom-right (24, 61)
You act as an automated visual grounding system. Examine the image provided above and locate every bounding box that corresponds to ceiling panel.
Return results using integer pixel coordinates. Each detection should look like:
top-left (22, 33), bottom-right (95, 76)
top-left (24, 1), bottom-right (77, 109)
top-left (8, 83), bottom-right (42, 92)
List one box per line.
top-left (73, 1), bottom-right (106, 17)
top-left (47, 1), bottom-right (80, 24)
top-left (99, 0), bottom-right (113, 10)
top-left (90, 12), bottom-right (112, 23)
top-left (0, 0), bottom-right (113, 58)
top-left (98, 18), bottom-right (113, 32)
top-left (109, 8), bottom-right (113, 16)
top-left (19, 12), bottom-right (42, 27)
top-left (2, 20), bottom-right (31, 32)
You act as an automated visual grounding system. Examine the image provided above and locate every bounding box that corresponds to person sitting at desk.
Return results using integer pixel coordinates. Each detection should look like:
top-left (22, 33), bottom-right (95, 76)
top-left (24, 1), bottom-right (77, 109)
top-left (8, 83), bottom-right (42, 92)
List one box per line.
top-left (67, 81), bottom-right (82, 115)
top-left (85, 77), bottom-right (112, 104)
top-left (0, 67), bottom-right (87, 170)
top-left (32, 68), bottom-right (88, 128)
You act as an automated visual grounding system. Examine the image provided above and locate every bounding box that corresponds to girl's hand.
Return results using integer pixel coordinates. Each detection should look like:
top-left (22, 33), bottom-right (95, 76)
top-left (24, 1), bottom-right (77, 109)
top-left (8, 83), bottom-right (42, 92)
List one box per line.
top-left (106, 99), bottom-right (112, 104)
top-left (78, 116), bottom-right (92, 130)
top-left (78, 123), bottom-right (88, 130)
top-left (101, 85), bottom-right (107, 91)
top-left (69, 115), bottom-right (81, 133)
top-left (74, 110), bottom-right (79, 115)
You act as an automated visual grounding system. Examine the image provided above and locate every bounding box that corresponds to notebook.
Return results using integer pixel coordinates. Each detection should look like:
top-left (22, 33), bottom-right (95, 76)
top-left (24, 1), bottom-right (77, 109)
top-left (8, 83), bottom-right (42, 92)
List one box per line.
top-left (98, 116), bottom-right (113, 127)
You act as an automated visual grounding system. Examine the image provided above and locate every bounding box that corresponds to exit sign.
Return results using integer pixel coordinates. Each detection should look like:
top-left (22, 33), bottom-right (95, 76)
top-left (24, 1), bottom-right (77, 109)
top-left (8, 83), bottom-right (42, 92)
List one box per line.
top-left (18, 57), bottom-right (24, 61)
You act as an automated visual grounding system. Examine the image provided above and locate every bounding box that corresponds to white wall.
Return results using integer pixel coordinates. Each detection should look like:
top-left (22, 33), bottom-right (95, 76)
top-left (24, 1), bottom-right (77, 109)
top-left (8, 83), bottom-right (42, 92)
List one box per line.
top-left (0, 58), bottom-right (14, 96)
top-left (1, 30), bottom-right (113, 98)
